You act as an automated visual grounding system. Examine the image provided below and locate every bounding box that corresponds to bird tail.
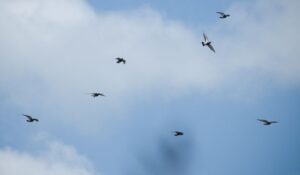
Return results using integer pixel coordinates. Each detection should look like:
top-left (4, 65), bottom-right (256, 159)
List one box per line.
top-left (202, 42), bottom-right (205, 46)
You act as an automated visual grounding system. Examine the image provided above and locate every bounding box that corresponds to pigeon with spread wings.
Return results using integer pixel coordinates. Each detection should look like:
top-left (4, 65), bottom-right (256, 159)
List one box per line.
top-left (89, 92), bottom-right (105, 97)
top-left (202, 33), bottom-right (216, 53)
top-left (217, 12), bottom-right (230, 19)
top-left (23, 114), bottom-right (39, 122)
top-left (115, 57), bottom-right (126, 64)
top-left (257, 119), bottom-right (278, 125)
top-left (174, 131), bottom-right (184, 136)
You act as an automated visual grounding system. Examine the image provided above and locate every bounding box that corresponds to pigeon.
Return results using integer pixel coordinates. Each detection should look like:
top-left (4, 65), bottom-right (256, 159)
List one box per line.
top-left (217, 12), bottom-right (230, 19)
top-left (174, 131), bottom-right (184, 136)
top-left (89, 92), bottom-right (105, 97)
top-left (115, 57), bottom-right (126, 64)
top-left (202, 33), bottom-right (216, 53)
top-left (257, 119), bottom-right (278, 125)
top-left (23, 114), bottom-right (39, 122)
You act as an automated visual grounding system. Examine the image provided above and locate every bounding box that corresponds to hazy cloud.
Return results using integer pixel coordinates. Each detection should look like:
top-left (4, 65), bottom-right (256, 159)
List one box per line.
top-left (0, 0), bottom-right (299, 131)
top-left (0, 140), bottom-right (97, 175)
top-left (0, 0), bottom-right (299, 175)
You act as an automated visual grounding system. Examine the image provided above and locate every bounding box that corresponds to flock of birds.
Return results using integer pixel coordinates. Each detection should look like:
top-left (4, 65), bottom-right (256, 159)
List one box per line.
top-left (22, 12), bottom-right (278, 137)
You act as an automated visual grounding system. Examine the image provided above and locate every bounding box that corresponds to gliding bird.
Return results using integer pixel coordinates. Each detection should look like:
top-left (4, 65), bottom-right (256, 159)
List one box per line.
top-left (202, 33), bottom-right (216, 53)
top-left (115, 57), bottom-right (126, 64)
top-left (23, 114), bottom-right (39, 122)
top-left (257, 119), bottom-right (278, 125)
top-left (217, 12), bottom-right (230, 19)
top-left (174, 131), bottom-right (184, 136)
top-left (89, 92), bottom-right (105, 97)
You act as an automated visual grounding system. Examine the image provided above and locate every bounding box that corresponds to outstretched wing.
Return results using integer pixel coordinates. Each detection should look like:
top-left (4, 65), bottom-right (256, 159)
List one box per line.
top-left (217, 12), bottom-right (225, 16)
top-left (23, 114), bottom-right (33, 120)
top-left (270, 121), bottom-right (278, 124)
top-left (208, 44), bottom-right (216, 52)
top-left (116, 57), bottom-right (122, 62)
top-left (90, 93), bottom-right (97, 97)
top-left (257, 119), bottom-right (268, 123)
top-left (203, 33), bottom-right (208, 42)
top-left (174, 131), bottom-right (183, 135)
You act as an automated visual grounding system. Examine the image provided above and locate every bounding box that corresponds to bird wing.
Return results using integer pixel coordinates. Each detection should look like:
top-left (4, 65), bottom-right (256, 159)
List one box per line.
top-left (257, 119), bottom-right (268, 123)
top-left (23, 114), bottom-right (32, 120)
top-left (271, 121), bottom-right (278, 123)
top-left (208, 44), bottom-right (216, 52)
top-left (203, 33), bottom-right (208, 42)
top-left (217, 12), bottom-right (225, 16)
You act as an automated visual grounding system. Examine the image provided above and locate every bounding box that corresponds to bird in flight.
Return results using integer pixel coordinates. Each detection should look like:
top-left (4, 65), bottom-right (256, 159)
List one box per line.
top-left (257, 119), bottom-right (278, 125)
top-left (23, 114), bottom-right (39, 122)
top-left (217, 12), bottom-right (230, 19)
top-left (202, 33), bottom-right (215, 53)
top-left (115, 57), bottom-right (126, 64)
top-left (174, 131), bottom-right (184, 136)
top-left (89, 92), bottom-right (105, 97)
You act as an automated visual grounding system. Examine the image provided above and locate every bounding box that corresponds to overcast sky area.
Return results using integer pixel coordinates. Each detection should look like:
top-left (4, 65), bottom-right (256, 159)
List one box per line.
top-left (0, 0), bottom-right (299, 175)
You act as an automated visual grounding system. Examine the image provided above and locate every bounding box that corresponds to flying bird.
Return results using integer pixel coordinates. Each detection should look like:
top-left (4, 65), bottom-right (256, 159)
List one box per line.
top-left (202, 33), bottom-right (215, 53)
top-left (89, 92), bottom-right (105, 97)
top-left (257, 119), bottom-right (278, 125)
top-left (23, 114), bottom-right (39, 122)
top-left (174, 131), bottom-right (184, 136)
top-left (217, 12), bottom-right (230, 19)
top-left (115, 57), bottom-right (126, 64)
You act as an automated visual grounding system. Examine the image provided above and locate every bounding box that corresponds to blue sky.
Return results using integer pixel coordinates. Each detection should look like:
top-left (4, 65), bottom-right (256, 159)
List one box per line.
top-left (0, 0), bottom-right (299, 175)
top-left (89, 0), bottom-right (236, 25)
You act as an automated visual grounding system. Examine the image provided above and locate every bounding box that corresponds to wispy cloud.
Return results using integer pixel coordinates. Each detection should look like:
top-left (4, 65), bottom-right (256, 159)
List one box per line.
top-left (0, 0), bottom-right (299, 136)
top-left (0, 0), bottom-right (299, 175)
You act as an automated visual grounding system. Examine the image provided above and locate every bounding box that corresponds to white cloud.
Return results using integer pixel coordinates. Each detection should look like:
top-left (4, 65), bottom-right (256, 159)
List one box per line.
top-left (0, 0), bottom-right (299, 132)
top-left (0, 140), bottom-right (97, 175)
top-left (216, 0), bottom-right (300, 84)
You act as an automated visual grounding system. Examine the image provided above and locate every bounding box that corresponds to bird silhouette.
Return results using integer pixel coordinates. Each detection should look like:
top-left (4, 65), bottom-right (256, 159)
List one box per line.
top-left (202, 33), bottom-right (216, 53)
top-left (217, 12), bottom-right (230, 19)
top-left (174, 131), bottom-right (184, 136)
top-left (115, 57), bottom-right (126, 64)
top-left (89, 92), bottom-right (105, 97)
top-left (257, 119), bottom-right (278, 125)
top-left (23, 114), bottom-right (39, 122)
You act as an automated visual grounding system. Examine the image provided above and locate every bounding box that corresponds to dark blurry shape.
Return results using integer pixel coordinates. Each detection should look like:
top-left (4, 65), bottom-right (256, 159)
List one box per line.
top-left (23, 114), bottom-right (39, 122)
top-left (202, 33), bottom-right (215, 53)
top-left (89, 92), bottom-right (105, 97)
top-left (116, 57), bottom-right (126, 64)
top-left (174, 131), bottom-right (184, 136)
top-left (217, 12), bottom-right (230, 19)
top-left (134, 134), bottom-right (195, 175)
top-left (257, 119), bottom-right (278, 125)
